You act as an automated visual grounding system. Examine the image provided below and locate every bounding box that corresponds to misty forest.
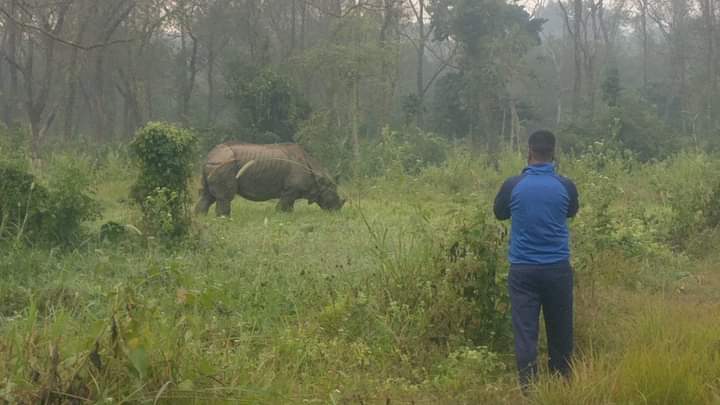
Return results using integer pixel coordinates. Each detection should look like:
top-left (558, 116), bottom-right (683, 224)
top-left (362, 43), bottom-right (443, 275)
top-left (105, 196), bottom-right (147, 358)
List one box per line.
top-left (1, 0), bottom-right (720, 403)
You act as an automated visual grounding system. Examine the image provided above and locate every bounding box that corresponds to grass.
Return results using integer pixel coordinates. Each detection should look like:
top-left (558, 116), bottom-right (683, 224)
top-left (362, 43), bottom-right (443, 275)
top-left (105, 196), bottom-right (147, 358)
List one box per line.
top-left (2, 150), bottom-right (720, 404)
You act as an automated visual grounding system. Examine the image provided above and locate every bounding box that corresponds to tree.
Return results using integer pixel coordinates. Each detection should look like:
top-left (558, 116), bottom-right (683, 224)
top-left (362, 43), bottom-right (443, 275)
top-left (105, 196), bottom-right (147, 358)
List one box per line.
top-left (226, 65), bottom-right (310, 143)
top-left (0, 0), bottom-right (73, 159)
top-left (430, 0), bottom-right (545, 149)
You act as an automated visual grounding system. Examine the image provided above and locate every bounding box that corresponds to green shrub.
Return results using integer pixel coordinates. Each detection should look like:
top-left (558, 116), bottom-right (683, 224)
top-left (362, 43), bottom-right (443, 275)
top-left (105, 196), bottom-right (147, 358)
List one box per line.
top-left (0, 164), bottom-right (49, 243)
top-left (296, 111), bottom-right (352, 178)
top-left (0, 157), bottom-right (99, 246)
top-left (130, 122), bottom-right (197, 240)
top-left (432, 346), bottom-right (506, 391)
top-left (43, 156), bottom-right (101, 244)
top-left (226, 64), bottom-right (311, 142)
top-left (650, 152), bottom-right (720, 248)
top-left (442, 213), bottom-right (511, 347)
top-left (0, 124), bottom-right (30, 165)
top-left (357, 127), bottom-right (448, 177)
top-left (558, 93), bottom-right (679, 161)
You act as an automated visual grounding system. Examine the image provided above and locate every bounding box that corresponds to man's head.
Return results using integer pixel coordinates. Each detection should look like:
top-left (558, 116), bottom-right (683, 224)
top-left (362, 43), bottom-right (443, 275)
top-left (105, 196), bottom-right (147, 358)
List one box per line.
top-left (528, 130), bottom-right (556, 163)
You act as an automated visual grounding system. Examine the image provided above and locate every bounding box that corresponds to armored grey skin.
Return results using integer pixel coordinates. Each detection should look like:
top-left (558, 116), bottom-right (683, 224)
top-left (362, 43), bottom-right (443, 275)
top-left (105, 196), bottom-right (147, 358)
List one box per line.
top-left (195, 143), bottom-right (345, 216)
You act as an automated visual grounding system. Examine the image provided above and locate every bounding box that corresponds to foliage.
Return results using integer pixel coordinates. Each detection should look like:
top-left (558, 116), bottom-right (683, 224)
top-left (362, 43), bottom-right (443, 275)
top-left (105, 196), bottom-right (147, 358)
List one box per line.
top-left (3, 144), bottom-right (720, 403)
top-left (0, 156), bottom-right (99, 246)
top-left (420, 149), bottom-right (485, 194)
top-left (225, 64), bottom-right (310, 142)
top-left (601, 66), bottom-right (621, 107)
top-left (426, 0), bottom-right (545, 144)
top-left (441, 213), bottom-right (511, 347)
top-left (0, 125), bottom-right (30, 166)
top-left (430, 72), bottom-right (471, 139)
top-left (559, 92), bottom-right (679, 160)
top-left (295, 111), bottom-right (352, 178)
top-left (650, 152), bottom-right (720, 248)
top-left (360, 127), bottom-right (448, 176)
top-left (43, 156), bottom-right (101, 245)
top-left (130, 122), bottom-right (197, 240)
top-left (0, 163), bottom-right (50, 244)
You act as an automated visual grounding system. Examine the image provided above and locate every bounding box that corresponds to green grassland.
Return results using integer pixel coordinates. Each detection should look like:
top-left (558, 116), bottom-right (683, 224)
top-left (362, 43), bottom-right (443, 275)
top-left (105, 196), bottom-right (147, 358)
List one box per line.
top-left (2, 148), bottom-right (720, 404)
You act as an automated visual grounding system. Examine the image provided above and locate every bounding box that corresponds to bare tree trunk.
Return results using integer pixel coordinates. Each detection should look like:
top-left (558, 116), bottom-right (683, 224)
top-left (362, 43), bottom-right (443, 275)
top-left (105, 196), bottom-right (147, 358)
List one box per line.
top-left (92, 51), bottom-right (110, 140)
top-left (416, 0), bottom-right (425, 127)
top-left (207, 45), bottom-right (215, 127)
top-left (702, 0), bottom-right (716, 128)
top-left (573, 0), bottom-right (583, 120)
top-left (587, 1), bottom-right (599, 118)
top-left (300, 0), bottom-right (307, 50)
top-left (2, 0), bottom-right (19, 127)
top-left (290, 0), bottom-right (297, 54)
top-left (64, 16), bottom-right (91, 139)
top-left (378, 0), bottom-right (399, 129)
top-left (351, 78), bottom-right (360, 160)
top-left (640, 0), bottom-right (649, 91)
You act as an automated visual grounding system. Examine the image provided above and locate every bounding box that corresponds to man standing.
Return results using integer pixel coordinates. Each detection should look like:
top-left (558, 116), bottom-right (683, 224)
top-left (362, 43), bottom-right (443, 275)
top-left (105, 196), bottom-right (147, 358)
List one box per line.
top-left (493, 130), bottom-right (579, 390)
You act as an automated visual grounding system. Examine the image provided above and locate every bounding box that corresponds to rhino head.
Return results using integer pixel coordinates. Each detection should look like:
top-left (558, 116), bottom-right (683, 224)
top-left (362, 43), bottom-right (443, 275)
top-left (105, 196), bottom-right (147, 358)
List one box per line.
top-left (313, 175), bottom-right (345, 211)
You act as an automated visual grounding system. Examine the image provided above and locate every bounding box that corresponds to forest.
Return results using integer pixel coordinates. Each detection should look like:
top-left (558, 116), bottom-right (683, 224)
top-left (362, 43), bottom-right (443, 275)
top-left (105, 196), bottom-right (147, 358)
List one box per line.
top-left (1, 0), bottom-right (720, 404)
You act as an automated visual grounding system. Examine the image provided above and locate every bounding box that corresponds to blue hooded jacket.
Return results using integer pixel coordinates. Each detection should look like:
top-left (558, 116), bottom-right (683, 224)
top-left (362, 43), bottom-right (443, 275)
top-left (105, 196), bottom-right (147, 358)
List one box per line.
top-left (493, 163), bottom-right (579, 265)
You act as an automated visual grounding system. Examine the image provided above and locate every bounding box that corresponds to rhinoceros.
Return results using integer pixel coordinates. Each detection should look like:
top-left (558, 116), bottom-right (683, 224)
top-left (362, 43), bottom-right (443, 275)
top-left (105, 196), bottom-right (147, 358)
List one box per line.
top-left (195, 143), bottom-right (345, 216)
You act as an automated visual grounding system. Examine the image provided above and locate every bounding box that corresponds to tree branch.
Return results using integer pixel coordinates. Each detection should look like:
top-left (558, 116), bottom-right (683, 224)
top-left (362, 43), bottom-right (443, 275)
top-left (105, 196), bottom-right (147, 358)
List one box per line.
top-left (0, 6), bottom-right (137, 51)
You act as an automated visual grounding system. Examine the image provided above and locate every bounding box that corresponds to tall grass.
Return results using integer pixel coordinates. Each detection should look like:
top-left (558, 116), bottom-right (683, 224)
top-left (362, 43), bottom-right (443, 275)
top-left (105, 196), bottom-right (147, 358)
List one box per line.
top-left (2, 146), bottom-right (720, 403)
top-left (534, 297), bottom-right (720, 404)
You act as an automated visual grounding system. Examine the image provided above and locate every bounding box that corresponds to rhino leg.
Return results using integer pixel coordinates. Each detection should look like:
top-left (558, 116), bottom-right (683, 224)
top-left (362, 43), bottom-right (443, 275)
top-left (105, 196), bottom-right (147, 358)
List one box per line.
top-left (277, 191), bottom-right (300, 212)
top-left (216, 198), bottom-right (232, 217)
top-left (277, 197), bottom-right (296, 212)
top-left (195, 189), bottom-right (216, 215)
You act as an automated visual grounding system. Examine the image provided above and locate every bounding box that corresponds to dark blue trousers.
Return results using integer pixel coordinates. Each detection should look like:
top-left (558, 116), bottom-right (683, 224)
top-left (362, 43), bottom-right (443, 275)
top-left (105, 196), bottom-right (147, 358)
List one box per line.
top-left (508, 262), bottom-right (573, 388)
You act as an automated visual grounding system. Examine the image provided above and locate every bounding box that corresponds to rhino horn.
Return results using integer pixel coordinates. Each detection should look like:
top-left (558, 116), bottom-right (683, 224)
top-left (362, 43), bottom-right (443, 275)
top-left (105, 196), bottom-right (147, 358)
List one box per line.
top-left (235, 160), bottom-right (257, 179)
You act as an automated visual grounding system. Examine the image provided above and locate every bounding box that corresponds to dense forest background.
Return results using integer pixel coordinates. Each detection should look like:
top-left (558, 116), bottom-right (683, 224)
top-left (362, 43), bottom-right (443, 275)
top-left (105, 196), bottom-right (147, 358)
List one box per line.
top-left (0, 0), bottom-right (717, 163)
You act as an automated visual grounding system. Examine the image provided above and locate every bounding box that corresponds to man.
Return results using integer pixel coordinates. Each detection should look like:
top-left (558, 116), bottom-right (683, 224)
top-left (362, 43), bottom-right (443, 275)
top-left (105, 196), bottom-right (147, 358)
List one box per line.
top-left (493, 130), bottom-right (579, 390)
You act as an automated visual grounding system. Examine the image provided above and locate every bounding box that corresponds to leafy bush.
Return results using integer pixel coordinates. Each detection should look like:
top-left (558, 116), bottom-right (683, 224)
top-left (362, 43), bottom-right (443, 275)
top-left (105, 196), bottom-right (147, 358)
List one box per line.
top-left (432, 346), bottom-right (507, 391)
top-left (43, 156), bottom-right (101, 244)
top-left (0, 164), bottom-right (49, 243)
top-left (130, 122), bottom-right (197, 240)
top-left (0, 157), bottom-right (99, 246)
top-left (358, 127), bottom-right (448, 177)
top-left (559, 93), bottom-right (679, 161)
top-left (441, 213), bottom-right (511, 347)
top-left (296, 111), bottom-right (352, 178)
top-left (225, 64), bottom-right (310, 142)
top-left (649, 152), bottom-right (720, 249)
top-left (0, 124), bottom-right (30, 165)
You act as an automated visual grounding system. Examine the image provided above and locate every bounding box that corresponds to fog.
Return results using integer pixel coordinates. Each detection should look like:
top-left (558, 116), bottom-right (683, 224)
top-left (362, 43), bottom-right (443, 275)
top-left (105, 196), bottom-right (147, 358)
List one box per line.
top-left (0, 0), bottom-right (716, 160)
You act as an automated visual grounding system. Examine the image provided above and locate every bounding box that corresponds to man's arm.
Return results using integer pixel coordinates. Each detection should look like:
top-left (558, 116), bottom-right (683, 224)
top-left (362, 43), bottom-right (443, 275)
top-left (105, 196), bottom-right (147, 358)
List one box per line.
top-left (494, 178), bottom-right (517, 220)
top-left (564, 180), bottom-right (579, 218)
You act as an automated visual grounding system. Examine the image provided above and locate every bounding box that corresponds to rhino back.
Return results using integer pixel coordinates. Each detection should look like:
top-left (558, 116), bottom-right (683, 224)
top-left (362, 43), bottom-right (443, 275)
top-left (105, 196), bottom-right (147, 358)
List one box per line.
top-left (227, 144), bottom-right (315, 200)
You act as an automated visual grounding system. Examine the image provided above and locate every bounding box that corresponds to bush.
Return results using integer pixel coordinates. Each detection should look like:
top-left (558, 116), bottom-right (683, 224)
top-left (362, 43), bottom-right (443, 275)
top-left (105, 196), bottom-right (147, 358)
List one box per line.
top-left (0, 124), bottom-right (30, 165)
top-left (0, 157), bottom-right (99, 246)
top-left (357, 127), bottom-right (448, 177)
top-left (0, 164), bottom-right (49, 243)
top-left (558, 93), bottom-right (679, 161)
top-left (296, 111), bottom-right (352, 179)
top-left (130, 122), bottom-right (197, 240)
top-left (225, 64), bottom-right (311, 142)
top-left (651, 152), bottom-right (720, 249)
top-left (43, 156), bottom-right (101, 244)
top-left (441, 213), bottom-right (511, 347)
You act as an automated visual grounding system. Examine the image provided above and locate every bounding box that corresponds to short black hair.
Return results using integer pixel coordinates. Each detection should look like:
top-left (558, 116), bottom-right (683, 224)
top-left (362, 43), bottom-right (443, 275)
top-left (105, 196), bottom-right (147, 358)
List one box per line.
top-left (528, 130), bottom-right (556, 161)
